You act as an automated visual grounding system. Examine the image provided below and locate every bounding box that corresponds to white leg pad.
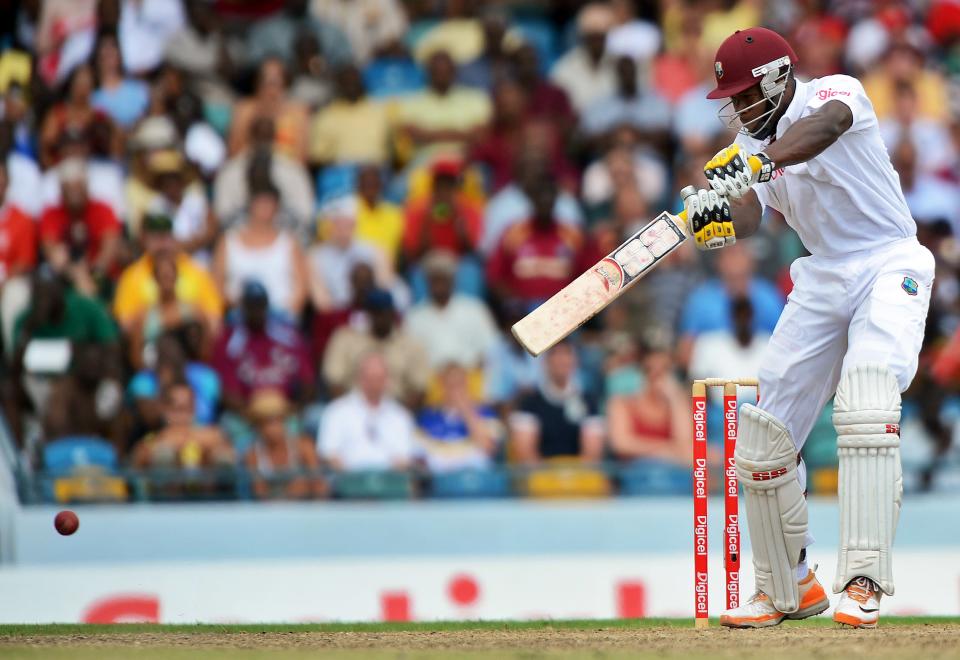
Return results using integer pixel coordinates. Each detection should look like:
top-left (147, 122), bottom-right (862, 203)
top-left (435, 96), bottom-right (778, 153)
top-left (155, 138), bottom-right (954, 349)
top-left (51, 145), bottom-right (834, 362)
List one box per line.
top-left (735, 404), bottom-right (807, 613)
top-left (833, 363), bottom-right (902, 596)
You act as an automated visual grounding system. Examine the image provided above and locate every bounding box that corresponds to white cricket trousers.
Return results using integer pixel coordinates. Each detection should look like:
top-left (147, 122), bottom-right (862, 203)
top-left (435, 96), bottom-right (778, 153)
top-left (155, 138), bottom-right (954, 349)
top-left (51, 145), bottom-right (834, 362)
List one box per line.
top-left (757, 236), bottom-right (935, 492)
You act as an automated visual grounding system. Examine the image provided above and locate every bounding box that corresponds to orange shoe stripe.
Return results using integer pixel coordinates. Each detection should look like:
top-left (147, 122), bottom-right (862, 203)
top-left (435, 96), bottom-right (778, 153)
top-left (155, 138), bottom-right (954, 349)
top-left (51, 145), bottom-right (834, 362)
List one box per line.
top-left (799, 583), bottom-right (827, 608)
top-left (834, 612), bottom-right (873, 627)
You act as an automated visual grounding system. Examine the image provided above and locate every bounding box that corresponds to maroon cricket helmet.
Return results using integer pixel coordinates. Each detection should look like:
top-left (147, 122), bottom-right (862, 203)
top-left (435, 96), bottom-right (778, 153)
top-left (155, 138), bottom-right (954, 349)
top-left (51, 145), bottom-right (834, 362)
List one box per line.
top-left (707, 27), bottom-right (799, 100)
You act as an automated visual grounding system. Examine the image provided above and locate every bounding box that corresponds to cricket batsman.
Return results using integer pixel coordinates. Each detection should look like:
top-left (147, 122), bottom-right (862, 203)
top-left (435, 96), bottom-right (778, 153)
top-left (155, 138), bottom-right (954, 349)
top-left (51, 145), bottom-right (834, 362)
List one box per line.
top-left (682, 27), bottom-right (934, 628)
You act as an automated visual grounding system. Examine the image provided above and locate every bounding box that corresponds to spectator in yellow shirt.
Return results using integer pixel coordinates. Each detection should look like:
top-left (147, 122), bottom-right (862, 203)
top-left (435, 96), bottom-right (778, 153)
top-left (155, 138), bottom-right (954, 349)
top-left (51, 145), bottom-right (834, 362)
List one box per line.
top-left (398, 50), bottom-right (491, 163)
top-left (113, 214), bottom-right (223, 332)
top-left (309, 66), bottom-right (390, 167)
top-left (355, 165), bottom-right (403, 266)
top-left (862, 42), bottom-right (950, 123)
top-left (315, 166), bottom-right (404, 267)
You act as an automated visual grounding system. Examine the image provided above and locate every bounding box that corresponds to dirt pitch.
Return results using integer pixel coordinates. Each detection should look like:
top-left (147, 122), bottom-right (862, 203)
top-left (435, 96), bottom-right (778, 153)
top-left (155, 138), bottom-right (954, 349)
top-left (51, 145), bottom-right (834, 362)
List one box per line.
top-left (1, 619), bottom-right (959, 660)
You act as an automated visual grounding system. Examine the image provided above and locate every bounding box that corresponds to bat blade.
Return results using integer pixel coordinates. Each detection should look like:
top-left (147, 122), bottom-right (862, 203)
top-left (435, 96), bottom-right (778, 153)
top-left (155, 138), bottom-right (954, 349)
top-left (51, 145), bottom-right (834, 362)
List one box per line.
top-left (511, 210), bottom-right (688, 356)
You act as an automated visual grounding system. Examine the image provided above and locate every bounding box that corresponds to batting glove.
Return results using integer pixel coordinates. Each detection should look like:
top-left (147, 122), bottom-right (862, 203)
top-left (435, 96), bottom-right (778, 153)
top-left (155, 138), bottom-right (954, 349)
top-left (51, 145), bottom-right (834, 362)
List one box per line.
top-left (703, 144), bottom-right (776, 199)
top-left (682, 186), bottom-right (735, 250)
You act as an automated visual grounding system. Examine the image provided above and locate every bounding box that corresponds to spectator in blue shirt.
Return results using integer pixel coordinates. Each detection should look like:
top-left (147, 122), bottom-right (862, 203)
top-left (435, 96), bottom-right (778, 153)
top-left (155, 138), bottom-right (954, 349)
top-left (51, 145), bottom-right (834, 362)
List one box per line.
top-left (91, 32), bottom-right (150, 130)
top-left (128, 330), bottom-right (221, 433)
top-left (579, 54), bottom-right (672, 154)
top-left (677, 243), bottom-right (784, 368)
top-left (416, 362), bottom-right (499, 473)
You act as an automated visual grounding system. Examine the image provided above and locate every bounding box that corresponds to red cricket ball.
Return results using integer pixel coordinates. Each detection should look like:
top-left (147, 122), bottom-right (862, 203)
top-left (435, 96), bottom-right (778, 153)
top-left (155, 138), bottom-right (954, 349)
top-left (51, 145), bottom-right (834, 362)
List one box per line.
top-left (54, 510), bottom-right (79, 536)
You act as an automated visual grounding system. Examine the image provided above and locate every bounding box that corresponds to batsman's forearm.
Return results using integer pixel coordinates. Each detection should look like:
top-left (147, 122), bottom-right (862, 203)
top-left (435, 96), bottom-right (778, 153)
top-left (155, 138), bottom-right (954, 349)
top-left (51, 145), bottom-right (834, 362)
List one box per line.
top-left (762, 100), bottom-right (853, 168)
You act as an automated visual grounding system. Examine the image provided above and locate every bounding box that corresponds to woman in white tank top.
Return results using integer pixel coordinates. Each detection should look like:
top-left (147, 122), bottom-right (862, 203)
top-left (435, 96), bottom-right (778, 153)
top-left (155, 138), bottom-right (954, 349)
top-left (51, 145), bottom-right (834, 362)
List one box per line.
top-left (212, 181), bottom-right (308, 317)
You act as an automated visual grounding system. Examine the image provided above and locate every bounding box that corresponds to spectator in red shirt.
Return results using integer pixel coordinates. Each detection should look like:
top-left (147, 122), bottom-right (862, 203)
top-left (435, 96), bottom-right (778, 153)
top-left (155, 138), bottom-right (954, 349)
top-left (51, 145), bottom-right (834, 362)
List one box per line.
top-left (212, 281), bottom-right (315, 418)
top-left (403, 159), bottom-right (482, 260)
top-left (487, 176), bottom-right (597, 309)
top-left (470, 78), bottom-right (578, 194)
top-left (311, 261), bottom-right (377, 362)
top-left (0, 160), bottom-right (36, 286)
top-left (512, 43), bottom-right (576, 136)
top-left (39, 158), bottom-right (122, 297)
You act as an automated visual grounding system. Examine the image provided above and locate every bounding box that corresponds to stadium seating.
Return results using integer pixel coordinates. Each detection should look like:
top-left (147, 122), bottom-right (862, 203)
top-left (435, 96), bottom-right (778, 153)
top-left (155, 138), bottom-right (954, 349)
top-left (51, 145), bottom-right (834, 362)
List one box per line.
top-left (618, 460), bottom-right (691, 497)
top-left (523, 461), bottom-right (612, 499)
top-left (41, 437), bottom-right (127, 503)
top-left (430, 469), bottom-right (511, 498)
top-left (332, 470), bottom-right (415, 500)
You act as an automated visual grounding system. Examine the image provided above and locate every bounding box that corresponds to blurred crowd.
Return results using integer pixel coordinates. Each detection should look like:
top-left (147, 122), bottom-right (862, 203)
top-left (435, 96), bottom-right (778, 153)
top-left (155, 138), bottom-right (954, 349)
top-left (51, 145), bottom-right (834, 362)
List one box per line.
top-left (2, 0), bottom-right (960, 501)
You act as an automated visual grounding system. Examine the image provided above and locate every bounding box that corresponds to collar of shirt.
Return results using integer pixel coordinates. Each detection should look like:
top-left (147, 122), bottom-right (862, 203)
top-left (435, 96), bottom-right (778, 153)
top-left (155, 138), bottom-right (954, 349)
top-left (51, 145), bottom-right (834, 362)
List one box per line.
top-left (539, 376), bottom-right (579, 405)
top-left (571, 47), bottom-right (611, 72)
top-left (775, 77), bottom-right (811, 139)
top-left (349, 389), bottom-right (392, 415)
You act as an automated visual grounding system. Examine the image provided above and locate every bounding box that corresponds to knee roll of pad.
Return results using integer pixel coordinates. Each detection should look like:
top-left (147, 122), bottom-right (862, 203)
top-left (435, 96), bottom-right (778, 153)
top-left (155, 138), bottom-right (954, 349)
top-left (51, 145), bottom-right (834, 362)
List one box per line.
top-left (735, 404), bottom-right (807, 613)
top-left (833, 363), bottom-right (902, 596)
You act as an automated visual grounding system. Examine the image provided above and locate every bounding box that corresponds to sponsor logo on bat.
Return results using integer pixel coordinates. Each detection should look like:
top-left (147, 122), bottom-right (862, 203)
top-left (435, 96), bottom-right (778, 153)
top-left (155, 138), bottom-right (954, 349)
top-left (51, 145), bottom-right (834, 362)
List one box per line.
top-left (593, 258), bottom-right (624, 292)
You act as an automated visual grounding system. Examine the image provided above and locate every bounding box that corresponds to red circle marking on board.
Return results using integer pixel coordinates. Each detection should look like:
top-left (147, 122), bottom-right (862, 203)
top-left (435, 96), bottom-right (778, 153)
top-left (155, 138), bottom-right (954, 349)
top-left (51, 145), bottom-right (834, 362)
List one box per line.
top-left (448, 574), bottom-right (480, 605)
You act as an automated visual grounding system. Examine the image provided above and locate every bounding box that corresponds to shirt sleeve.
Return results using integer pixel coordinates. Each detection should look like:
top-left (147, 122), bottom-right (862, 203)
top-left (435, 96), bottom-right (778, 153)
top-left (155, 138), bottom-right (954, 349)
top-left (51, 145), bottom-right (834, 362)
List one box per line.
top-left (309, 110), bottom-right (335, 163)
top-left (38, 208), bottom-right (63, 244)
top-left (752, 181), bottom-right (774, 211)
top-left (509, 409), bottom-right (540, 433)
top-left (92, 202), bottom-right (122, 236)
top-left (11, 211), bottom-right (37, 269)
top-left (391, 408), bottom-right (418, 462)
top-left (804, 75), bottom-right (877, 134)
top-left (192, 265), bottom-right (225, 320)
top-left (112, 268), bottom-right (141, 325)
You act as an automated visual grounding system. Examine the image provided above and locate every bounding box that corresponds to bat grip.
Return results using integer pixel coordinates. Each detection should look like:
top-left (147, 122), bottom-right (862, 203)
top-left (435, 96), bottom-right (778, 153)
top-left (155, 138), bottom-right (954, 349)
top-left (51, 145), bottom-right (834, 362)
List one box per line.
top-left (677, 185), bottom-right (698, 222)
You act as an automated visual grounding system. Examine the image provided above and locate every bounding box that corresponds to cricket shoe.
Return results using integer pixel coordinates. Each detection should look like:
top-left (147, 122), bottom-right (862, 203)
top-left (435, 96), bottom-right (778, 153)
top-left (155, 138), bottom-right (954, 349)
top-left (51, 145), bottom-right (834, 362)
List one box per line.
top-left (833, 576), bottom-right (881, 628)
top-left (720, 569), bottom-right (830, 628)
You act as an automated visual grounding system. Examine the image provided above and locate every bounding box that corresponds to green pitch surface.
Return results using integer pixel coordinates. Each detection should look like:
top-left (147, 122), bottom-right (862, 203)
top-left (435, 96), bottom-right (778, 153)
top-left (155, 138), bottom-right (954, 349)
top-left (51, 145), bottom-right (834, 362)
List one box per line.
top-left (1, 618), bottom-right (960, 660)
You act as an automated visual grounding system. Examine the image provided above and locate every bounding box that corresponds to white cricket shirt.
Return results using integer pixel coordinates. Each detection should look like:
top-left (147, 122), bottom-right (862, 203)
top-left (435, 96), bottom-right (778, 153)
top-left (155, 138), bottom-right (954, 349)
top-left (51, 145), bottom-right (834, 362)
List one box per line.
top-left (735, 75), bottom-right (915, 257)
top-left (317, 391), bottom-right (417, 471)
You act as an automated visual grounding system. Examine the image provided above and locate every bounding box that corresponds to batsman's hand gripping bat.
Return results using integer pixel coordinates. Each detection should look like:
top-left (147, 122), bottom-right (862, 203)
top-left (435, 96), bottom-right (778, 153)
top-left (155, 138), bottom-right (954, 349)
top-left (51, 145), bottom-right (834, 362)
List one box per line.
top-left (511, 186), bottom-right (698, 356)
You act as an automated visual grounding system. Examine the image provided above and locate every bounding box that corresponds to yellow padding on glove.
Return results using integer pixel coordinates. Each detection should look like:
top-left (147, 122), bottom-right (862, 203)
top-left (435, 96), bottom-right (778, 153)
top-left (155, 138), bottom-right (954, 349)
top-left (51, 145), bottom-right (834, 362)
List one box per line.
top-left (706, 144), bottom-right (743, 169)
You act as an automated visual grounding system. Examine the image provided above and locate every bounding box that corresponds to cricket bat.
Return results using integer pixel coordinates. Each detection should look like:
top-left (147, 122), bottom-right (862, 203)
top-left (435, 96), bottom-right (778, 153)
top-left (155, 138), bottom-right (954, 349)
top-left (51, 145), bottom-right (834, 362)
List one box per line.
top-left (511, 189), bottom-right (695, 356)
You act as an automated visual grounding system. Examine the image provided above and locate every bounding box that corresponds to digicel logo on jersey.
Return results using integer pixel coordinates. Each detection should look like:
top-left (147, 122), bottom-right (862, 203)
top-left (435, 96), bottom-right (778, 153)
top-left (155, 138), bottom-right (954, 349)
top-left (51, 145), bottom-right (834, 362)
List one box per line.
top-left (816, 88), bottom-right (852, 101)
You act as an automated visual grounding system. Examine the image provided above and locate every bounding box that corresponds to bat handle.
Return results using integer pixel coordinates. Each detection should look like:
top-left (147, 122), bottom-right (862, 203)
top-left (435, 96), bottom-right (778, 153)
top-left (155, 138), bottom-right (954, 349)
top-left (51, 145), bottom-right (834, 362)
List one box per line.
top-left (677, 185), bottom-right (698, 222)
